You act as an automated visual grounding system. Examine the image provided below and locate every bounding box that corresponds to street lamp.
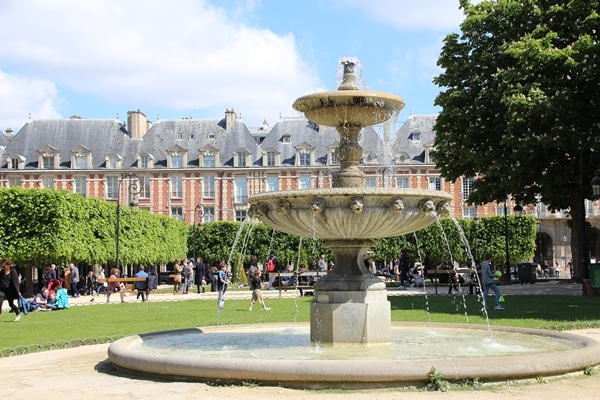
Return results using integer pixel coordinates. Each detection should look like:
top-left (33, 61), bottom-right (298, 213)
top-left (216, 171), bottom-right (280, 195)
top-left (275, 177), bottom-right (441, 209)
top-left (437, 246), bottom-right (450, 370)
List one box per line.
top-left (473, 214), bottom-right (480, 263)
top-left (192, 204), bottom-right (205, 261)
top-left (116, 172), bottom-right (142, 273)
top-left (503, 202), bottom-right (523, 284)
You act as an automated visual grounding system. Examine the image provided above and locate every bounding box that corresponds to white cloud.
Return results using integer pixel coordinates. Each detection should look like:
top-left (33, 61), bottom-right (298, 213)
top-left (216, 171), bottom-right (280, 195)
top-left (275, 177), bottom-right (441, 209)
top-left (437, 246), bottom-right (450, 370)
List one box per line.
top-left (0, 0), bottom-right (318, 127)
top-left (0, 71), bottom-right (62, 131)
top-left (337, 0), bottom-right (467, 31)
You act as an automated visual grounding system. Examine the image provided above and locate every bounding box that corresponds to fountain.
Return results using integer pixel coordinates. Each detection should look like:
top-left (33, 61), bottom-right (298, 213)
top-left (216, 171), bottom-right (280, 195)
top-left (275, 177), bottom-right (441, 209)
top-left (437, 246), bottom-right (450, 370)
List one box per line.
top-left (108, 58), bottom-right (600, 388)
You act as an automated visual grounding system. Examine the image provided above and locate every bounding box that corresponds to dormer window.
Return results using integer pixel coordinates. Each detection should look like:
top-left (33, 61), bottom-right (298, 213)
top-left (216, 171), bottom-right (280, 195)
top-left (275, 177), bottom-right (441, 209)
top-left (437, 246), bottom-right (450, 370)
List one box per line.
top-left (295, 141), bottom-right (314, 167)
top-left (105, 154), bottom-right (122, 169)
top-left (263, 148), bottom-right (279, 167)
top-left (7, 155), bottom-right (25, 170)
top-left (282, 133), bottom-right (291, 143)
top-left (137, 152), bottom-right (154, 169)
top-left (37, 145), bottom-right (60, 170)
top-left (233, 148), bottom-right (250, 167)
top-left (166, 144), bottom-right (188, 168)
top-left (70, 145), bottom-right (92, 169)
top-left (410, 132), bottom-right (421, 142)
top-left (199, 144), bottom-right (220, 167)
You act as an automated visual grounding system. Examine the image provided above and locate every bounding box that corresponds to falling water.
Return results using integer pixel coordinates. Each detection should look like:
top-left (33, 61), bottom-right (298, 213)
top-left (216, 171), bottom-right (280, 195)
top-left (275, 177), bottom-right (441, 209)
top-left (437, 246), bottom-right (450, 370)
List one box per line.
top-left (227, 216), bottom-right (250, 267)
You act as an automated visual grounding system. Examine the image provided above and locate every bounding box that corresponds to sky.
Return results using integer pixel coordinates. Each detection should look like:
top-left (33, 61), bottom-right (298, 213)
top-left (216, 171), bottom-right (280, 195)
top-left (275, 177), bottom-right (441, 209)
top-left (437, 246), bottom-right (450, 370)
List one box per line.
top-left (0, 0), bottom-right (471, 132)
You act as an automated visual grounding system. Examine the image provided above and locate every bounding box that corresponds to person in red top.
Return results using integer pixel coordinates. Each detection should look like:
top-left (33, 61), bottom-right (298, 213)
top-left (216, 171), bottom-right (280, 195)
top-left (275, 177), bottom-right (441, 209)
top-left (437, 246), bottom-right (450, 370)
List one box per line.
top-left (0, 258), bottom-right (21, 321)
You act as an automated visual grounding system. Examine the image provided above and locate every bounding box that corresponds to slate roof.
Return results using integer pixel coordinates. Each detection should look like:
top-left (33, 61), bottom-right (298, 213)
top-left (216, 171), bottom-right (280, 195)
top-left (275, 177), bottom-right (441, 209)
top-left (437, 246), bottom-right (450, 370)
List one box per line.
top-left (391, 114), bottom-right (438, 163)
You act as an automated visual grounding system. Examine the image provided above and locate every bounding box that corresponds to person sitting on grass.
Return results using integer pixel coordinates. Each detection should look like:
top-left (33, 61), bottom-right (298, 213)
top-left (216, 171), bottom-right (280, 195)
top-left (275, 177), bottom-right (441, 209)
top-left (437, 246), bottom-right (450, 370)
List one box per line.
top-left (34, 287), bottom-right (57, 310)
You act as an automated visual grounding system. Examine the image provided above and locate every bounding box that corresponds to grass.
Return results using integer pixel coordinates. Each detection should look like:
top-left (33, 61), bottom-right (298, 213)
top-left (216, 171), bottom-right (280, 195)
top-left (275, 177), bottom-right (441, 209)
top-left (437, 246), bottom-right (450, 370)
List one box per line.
top-left (1, 294), bottom-right (599, 353)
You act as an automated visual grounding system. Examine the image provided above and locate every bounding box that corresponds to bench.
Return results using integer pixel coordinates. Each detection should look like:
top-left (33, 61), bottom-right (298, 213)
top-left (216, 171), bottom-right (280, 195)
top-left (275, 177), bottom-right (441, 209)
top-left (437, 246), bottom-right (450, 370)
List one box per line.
top-left (426, 269), bottom-right (479, 295)
top-left (97, 277), bottom-right (156, 294)
top-left (270, 271), bottom-right (326, 297)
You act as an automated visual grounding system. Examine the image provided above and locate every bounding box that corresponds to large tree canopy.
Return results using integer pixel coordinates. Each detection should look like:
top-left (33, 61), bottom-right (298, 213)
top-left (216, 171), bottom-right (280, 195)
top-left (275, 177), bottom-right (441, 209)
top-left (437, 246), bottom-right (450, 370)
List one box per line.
top-left (433, 0), bottom-right (600, 281)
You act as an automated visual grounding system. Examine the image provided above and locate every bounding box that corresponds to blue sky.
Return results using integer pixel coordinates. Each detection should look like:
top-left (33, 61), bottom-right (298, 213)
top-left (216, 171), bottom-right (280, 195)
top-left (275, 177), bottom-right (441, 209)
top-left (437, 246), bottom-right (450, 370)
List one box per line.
top-left (0, 0), bottom-right (469, 132)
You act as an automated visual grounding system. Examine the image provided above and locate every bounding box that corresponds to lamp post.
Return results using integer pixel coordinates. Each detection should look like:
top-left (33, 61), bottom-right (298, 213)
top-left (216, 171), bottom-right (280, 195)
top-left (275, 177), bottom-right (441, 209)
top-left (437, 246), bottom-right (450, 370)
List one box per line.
top-left (116, 172), bottom-right (142, 273)
top-left (473, 214), bottom-right (480, 263)
top-left (503, 202), bottom-right (523, 284)
top-left (192, 204), bottom-right (205, 261)
top-left (579, 142), bottom-right (600, 294)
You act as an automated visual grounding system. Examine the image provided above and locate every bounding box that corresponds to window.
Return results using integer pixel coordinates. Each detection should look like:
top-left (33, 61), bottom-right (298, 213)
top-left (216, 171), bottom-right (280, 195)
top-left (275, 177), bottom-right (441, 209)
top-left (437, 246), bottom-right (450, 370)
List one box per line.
top-left (299, 152), bottom-right (311, 166)
top-left (42, 156), bottom-right (54, 169)
top-left (463, 207), bottom-right (477, 219)
top-left (237, 152), bottom-right (246, 167)
top-left (235, 210), bottom-right (247, 222)
top-left (10, 158), bottom-right (19, 169)
top-left (171, 155), bottom-right (183, 168)
top-left (298, 175), bottom-right (311, 190)
top-left (266, 152), bottom-right (276, 167)
top-left (75, 155), bottom-right (87, 169)
top-left (429, 177), bottom-right (441, 191)
top-left (330, 152), bottom-right (339, 165)
top-left (410, 132), bottom-right (421, 141)
top-left (397, 177), bottom-right (409, 188)
top-left (171, 207), bottom-right (184, 221)
top-left (140, 155), bottom-right (149, 168)
top-left (74, 177), bottom-right (87, 195)
top-left (8, 177), bottom-right (21, 187)
top-left (282, 134), bottom-right (291, 143)
top-left (203, 206), bottom-right (215, 222)
top-left (106, 176), bottom-right (118, 199)
top-left (462, 178), bottom-right (474, 201)
top-left (108, 157), bottom-right (117, 169)
top-left (140, 176), bottom-right (151, 199)
top-left (41, 176), bottom-right (54, 189)
top-left (266, 176), bottom-right (279, 192)
top-left (234, 177), bottom-right (247, 203)
top-left (170, 175), bottom-right (183, 198)
top-left (366, 177), bottom-right (377, 188)
top-left (203, 175), bottom-right (215, 198)
top-left (203, 154), bottom-right (215, 167)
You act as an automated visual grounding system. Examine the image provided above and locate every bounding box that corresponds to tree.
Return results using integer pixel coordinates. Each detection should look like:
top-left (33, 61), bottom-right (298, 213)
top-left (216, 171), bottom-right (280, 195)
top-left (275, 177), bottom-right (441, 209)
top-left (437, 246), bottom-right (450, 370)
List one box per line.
top-left (432, 0), bottom-right (600, 282)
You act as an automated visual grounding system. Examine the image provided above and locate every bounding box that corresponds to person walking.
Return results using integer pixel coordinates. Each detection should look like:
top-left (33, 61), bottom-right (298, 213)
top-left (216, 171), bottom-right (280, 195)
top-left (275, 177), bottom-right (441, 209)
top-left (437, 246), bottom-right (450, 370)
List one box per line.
top-left (481, 253), bottom-right (504, 311)
top-left (69, 263), bottom-right (80, 297)
top-left (217, 261), bottom-right (231, 310)
top-left (0, 258), bottom-right (21, 321)
top-left (248, 269), bottom-right (270, 311)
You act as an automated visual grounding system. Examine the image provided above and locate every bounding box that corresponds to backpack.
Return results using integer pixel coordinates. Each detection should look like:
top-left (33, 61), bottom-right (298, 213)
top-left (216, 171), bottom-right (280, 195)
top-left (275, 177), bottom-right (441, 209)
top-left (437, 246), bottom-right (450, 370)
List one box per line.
top-left (267, 257), bottom-right (275, 272)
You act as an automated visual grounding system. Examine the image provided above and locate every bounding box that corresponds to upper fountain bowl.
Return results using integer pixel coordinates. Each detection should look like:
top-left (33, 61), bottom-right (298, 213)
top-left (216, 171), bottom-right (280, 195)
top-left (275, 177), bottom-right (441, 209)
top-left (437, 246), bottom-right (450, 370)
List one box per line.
top-left (292, 90), bottom-right (405, 127)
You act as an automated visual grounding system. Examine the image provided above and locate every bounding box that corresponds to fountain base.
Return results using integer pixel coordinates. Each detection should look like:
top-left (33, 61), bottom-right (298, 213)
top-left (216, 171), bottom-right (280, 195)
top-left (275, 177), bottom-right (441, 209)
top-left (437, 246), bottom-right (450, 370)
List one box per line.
top-left (311, 289), bottom-right (391, 344)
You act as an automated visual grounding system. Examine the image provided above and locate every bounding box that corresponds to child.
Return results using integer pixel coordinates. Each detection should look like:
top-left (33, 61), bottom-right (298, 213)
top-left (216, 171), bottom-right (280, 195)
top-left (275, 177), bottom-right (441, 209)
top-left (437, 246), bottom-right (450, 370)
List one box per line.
top-left (248, 269), bottom-right (270, 311)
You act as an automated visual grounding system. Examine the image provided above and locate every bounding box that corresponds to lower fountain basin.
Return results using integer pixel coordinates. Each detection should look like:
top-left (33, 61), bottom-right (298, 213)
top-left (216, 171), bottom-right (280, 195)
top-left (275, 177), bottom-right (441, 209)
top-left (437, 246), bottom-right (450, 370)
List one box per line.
top-left (248, 188), bottom-right (452, 239)
top-left (108, 322), bottom-right (600, 389)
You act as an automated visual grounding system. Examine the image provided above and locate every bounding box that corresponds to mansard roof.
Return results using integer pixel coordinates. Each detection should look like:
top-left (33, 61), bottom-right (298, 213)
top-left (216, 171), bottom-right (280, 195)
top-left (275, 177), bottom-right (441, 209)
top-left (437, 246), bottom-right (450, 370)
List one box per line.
top-left (391, 114), bottom-right (438, 163)
top-left (3, 119), bottom-right (136, 169)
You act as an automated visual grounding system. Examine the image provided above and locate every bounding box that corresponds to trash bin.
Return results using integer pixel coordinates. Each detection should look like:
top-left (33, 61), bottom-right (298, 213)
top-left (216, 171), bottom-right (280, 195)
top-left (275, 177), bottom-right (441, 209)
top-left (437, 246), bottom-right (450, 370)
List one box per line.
top-left (590, 264), bottom-right (600, 288)
top-left (517, 262), bottom-right (537, 284)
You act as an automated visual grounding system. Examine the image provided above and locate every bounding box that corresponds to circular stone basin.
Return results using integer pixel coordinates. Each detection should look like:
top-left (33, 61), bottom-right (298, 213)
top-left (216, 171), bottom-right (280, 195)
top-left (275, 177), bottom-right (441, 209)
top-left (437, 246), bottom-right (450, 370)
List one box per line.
top-left (248, 188), bottom-right (452, 239)
top-left (108, 322), bottom-right (600, 389)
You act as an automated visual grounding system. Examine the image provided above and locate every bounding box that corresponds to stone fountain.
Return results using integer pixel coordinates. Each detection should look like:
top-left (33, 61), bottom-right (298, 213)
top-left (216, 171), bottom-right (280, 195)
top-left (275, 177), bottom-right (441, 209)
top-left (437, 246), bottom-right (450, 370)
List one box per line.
top-left (107, 58), bottom-right (600, 389)
top-left (248, 58), bottom-right (451, 344)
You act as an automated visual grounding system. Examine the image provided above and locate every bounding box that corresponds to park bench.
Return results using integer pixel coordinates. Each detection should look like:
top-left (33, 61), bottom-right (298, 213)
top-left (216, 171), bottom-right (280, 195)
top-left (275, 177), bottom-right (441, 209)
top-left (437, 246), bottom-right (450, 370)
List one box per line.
top-left (270, 271), bottom-right (327, 296)
top-left (97, 277), bottom-right (157, 295)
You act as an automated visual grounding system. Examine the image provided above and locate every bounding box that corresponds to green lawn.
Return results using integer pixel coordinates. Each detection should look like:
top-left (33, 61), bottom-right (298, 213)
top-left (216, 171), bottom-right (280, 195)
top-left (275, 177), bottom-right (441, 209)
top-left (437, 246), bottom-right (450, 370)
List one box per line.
top-left (1, 295), bottom-right (599, 355)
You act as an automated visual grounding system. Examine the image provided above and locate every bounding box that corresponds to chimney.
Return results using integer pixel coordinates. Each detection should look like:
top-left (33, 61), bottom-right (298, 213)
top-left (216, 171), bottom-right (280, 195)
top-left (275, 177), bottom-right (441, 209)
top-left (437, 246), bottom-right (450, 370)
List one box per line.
top-left (127, 109), bottom-right (149, 138)
top-left (225, 108), bottom-right (237, 131)
top-left (5, 128), bottom-right (13, 141)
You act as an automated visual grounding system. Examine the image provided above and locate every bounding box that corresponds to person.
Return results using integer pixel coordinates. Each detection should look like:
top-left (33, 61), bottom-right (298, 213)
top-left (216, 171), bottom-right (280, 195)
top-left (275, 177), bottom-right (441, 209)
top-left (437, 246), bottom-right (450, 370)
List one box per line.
top-left (69, 263), bottom-right (80, 297)
top-left (217, 261), bottom-right (231, 310)
top-left (62, 266), bottom-right (71, 293)
top-left (34, 287), bottom-right (57, 310)
top-left (555, 261), bottom-right (562, 278)
top-left (422, 251), bottom-right (433, 284)
top-left (194, 257), bottom-right (207, 294)
top-left (542, 260), bottom-right (551, 278)
top-left (0, 258), bottom-right (21, 321)
top-left (392, 257), bottom-right (400, 281)
top-left (399, 249), bottom-right (411, 287)
top-left (317, 255), bottom-right (327, 272)
top-left (172, 261), bottom-right (182, 295)
top-left (96, 267), bottom-right (107, 295)
top-left (206, 265), bottom-right (218, 292)
top-left (85, 271), bottom-right (97, 297)
top-left (245, 254), bottom-right (258, 284)
top-left (367, 257), bottom-right (377, 275)
top-left (266, 252), bottom-right (281, 288)
top-left (248, 269), bottom-right (270, 311)
top-left (481, 253), bottom-right (504, 311)
top-left (134, 265), bottom-right (149, 302)
top-left (106, 267), bottom-right (125, 304)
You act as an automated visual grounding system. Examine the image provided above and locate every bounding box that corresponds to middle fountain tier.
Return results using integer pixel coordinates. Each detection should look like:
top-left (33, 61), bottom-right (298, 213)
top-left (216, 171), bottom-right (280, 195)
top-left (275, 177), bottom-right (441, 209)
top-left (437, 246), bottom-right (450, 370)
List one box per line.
top-left (248, 58), bottom-right (452, 345)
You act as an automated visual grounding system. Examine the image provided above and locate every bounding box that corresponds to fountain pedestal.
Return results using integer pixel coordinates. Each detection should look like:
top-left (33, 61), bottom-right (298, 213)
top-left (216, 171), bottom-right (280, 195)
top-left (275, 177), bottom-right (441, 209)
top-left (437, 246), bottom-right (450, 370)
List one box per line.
top-left (311, 239), bottom-right (391, 344)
